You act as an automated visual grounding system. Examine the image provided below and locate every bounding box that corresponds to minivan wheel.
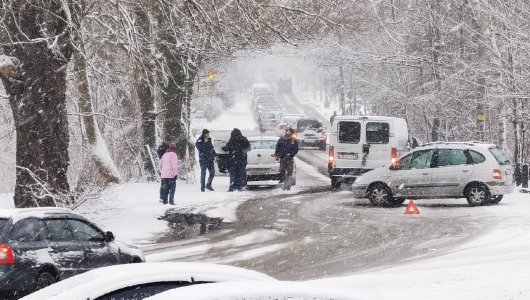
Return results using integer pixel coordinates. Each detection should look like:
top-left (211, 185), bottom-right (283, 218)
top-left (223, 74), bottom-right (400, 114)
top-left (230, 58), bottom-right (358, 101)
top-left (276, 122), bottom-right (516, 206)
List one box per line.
top-left (368, 183), bottom-right (394, 207)
top-left (466, 184), bottom-right (491, 206)
top-left (35, 272), bottom-right (56, 291)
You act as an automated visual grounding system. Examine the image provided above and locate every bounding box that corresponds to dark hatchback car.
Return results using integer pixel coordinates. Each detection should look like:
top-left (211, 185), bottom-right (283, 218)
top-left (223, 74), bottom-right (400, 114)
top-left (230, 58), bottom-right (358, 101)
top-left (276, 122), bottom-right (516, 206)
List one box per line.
top-left (0, 208), bottom-right (144, 299)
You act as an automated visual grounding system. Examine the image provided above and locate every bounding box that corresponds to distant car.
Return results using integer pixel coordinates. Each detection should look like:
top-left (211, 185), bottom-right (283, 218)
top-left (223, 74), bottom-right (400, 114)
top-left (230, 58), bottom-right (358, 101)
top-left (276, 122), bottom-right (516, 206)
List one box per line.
top-left (275, 114), bottom-right (304, 136)
top-left (352, 142), bottom-right (514, 207)
top-left (21, 262), bottom-right (275, 300)
top-left (145, 281), bottom-right (364, 300)
top-left (0, 208), bottom-right (144, 298)
top-left (246, 136), bottom-right (295, 185)
top-left (258, 112), bottom-right (281, 130)
top-left (295, 118), bottom-right (326, 150)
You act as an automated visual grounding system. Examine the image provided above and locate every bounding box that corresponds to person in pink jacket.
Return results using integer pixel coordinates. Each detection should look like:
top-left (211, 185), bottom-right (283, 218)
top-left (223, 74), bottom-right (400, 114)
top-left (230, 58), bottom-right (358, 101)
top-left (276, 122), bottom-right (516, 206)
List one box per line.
top-left (159, 143), bottom-right (179, 205)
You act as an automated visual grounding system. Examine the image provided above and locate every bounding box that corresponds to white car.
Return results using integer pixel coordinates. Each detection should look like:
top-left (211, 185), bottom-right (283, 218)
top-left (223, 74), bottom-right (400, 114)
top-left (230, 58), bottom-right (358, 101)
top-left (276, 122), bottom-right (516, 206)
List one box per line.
top-left (21, 262), bottom-right (275, 300)
top-left (246, 136), bottom-right (295, 184)
top-left (351, 142), bottom-right (514, 207)
top-left (145, 281), bottom-right (372, 300)
top-left (275, 114), bottom-right (304, 136)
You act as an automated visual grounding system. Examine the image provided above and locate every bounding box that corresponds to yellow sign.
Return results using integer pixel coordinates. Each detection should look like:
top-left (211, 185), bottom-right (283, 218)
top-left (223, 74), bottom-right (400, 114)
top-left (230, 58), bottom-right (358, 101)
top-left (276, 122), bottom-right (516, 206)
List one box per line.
top-left (476, 114), bottom-right (486, 121)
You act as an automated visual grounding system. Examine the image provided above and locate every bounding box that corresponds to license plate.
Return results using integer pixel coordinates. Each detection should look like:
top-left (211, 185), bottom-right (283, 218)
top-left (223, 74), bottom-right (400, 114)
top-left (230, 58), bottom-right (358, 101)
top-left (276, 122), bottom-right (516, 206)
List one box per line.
top-left (248, 168), bottom-right (271, 175)
top-left (338, 153), bottom-right (358, 160)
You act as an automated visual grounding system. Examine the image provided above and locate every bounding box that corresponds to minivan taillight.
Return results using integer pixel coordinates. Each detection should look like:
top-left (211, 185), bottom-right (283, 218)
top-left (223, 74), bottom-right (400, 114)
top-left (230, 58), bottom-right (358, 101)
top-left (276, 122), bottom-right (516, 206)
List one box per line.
top-left (493, 169), bottom-right (502, 180)
top-left (0, 245), bottom-right (15, 265)
top-left (391, 147), bottom-right (398, 164)
top-left (328, 146), bottom-right (335, 173)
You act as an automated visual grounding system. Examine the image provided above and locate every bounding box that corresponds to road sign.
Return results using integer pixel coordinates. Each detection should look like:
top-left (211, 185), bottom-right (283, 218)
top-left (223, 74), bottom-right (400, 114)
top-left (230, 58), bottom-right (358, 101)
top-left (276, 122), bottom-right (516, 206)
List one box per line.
top-left (404, 200), bottom-right (420, 214)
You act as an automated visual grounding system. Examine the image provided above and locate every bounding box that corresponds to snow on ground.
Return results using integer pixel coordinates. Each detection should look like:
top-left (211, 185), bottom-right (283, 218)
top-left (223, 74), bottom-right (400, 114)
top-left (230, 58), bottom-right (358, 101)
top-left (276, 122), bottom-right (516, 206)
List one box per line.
top-left (314, 192), bottom-right (530, 300)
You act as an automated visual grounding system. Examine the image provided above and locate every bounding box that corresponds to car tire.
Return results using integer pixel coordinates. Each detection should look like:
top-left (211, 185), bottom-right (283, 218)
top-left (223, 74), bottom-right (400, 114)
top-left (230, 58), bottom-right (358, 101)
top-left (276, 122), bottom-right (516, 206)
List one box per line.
top-left (130, 256), bottom-right (143, 263)
top-left (465, 183), bottom-right (491, 206)
top-left (368, 183), bottom-right (394, 207)
top-left (331, 177), bottom-right (341, 190)
top-left (35, 271), bottom-right (56, 291)
top-left (489, 195), bottom-right (503, 205)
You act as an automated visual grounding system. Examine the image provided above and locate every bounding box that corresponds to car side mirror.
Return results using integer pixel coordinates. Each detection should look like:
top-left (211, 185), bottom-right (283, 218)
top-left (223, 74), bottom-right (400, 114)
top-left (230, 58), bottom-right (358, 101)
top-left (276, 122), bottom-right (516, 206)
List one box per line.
top-left (105, 231), bottom-right (115, 242)
top-left (389, 163), bottom-right (399, 170)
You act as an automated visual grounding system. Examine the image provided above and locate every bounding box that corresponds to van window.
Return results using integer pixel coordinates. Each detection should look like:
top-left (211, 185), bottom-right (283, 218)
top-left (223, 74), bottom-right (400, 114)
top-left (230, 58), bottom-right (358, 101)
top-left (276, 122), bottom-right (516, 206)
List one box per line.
top-left (489, 147), bottom-right (510, 165)
top-left (366, 122), bottom-right (389, 144)
top-left (338, 122), bottom-right (361, 144)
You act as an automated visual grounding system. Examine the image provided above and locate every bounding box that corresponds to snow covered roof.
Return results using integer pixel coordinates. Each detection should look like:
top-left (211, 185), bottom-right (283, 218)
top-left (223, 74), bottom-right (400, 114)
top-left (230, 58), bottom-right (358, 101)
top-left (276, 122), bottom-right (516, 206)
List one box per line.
top-left (332, 115), bottom-right (405, 122)
top-left (145, 281), bottom-right (376, 300)
top-left (0, 207), bottom-right (73, 221)
top-left (418, 141), bottom-right (497, 150)
top-left (248, 136), bottom-right (279, 141)
top-left (21, 262), bottom-right (276, 300)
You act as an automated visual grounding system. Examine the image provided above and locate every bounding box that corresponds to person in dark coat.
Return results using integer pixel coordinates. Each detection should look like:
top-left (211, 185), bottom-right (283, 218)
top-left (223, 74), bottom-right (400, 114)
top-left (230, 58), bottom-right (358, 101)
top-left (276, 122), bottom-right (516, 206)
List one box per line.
top-left (157, 142), bottom-right (169, 159)
top-left (273, 127), bottom-right (299, 190)
top-left (222, 128), bottom-right (251, 192)
top-left (195, 129), bottom-right (217, 192)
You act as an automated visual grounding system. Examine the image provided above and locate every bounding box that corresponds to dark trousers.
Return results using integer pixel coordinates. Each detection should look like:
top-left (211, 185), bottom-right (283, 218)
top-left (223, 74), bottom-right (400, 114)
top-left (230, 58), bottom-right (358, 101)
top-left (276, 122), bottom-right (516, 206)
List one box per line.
top-left (160, 178), bottom-right (176, 204)
top-left (279, 157), bottom-right (294, 181)
top-left (229, 164), bottom-right (247, 190)
top-left (200, 160), bottom-right (215, 189)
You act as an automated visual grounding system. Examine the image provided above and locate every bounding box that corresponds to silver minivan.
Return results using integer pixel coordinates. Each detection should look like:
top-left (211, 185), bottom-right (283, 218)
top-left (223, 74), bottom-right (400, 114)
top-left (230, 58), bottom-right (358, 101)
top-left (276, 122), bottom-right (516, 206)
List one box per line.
top-left (351, 142), bottom-right (514, 207)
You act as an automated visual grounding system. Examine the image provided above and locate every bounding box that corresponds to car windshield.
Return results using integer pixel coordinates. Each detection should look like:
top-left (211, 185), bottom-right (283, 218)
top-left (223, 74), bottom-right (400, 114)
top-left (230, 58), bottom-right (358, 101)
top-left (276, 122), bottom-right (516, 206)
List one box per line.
top-left (297, 119), bottom-right (321, 129)
top-left (489, 147), bottom-right (511, 165)
top-left (250, 139), bottom-right (277, 150)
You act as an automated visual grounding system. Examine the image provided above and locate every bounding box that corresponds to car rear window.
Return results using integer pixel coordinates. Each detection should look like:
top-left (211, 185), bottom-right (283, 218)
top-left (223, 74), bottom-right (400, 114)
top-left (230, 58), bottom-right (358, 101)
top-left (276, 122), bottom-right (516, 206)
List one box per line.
top-left (297, 119), bottom-right (321, 129)
top-left (0, 219), bottom-right (8, 233)
top-left (489, 147), bottom-right (511, 165)
top-left (338, 121), bottom-right (361, 144)
top-left (366, 122), bottom-right (390, 144)
top-left (250, 140), bottom-right (276, 150)
top-left (468, 150), bottom-right (486, 164)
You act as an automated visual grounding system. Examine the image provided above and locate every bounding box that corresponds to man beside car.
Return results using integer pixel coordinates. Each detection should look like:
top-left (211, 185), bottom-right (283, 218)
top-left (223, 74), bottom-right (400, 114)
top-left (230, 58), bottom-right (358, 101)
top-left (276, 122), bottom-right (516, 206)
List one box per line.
top-left (273, 127), bottom-right (299, 190)
top-left (195, 129), bottom-right (217, 192)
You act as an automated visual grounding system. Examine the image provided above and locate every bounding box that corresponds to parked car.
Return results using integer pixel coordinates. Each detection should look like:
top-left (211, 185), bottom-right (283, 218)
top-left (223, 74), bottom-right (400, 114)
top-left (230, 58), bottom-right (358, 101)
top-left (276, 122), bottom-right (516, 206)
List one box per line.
top-left (213, 138), bottom-right (229, 176)
top-left (0, 207), bottom-right (144, 298)
top-left (246, 136), bottom-right (295, 185)
top-left (351, 142), bottom-right (514, 207)
top-left (21, 262), bottom-right (275, 300)
top-left (145, 281), bottom-right (366, 300)
top-left (328, 115), bottom-right (410, 190)
top-left (295, 118), bottom-right (326, 150)
top-left (258, 112), bottom-right (281, 130)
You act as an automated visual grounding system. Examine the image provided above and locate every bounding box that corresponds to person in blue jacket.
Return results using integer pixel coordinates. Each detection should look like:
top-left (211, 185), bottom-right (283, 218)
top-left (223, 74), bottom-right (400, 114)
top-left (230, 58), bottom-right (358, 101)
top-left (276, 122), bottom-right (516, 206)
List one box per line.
top-left (195, 129), bottom-right (217, 192)
top-left (273, 127), bottom-right (299, 190)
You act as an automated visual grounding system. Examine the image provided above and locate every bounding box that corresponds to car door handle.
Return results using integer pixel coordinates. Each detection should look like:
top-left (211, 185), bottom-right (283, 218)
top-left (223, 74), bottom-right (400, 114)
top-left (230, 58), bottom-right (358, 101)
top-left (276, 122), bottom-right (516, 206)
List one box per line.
top-left (422, 173), bottom-right (429, 175)
top-left (462, 170), bottom-right (469, 173)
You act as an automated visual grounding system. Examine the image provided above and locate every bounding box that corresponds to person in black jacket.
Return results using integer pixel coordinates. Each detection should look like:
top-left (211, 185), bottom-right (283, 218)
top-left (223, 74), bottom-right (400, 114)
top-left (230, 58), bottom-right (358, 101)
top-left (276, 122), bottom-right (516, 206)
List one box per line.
top-left (195, 129), bottom-right (217, 192)
top-left (222, 128), bottom-right (251, 191)
top-left (273, 127), bottom-right (299, 190)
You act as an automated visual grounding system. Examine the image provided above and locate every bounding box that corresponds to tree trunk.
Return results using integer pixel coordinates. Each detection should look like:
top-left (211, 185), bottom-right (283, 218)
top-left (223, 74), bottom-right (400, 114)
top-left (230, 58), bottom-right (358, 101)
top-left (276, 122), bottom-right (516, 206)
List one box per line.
top-left (73, 44), bottom-right (121, 185)
top-left (1, 1), bottom-right (78, 207)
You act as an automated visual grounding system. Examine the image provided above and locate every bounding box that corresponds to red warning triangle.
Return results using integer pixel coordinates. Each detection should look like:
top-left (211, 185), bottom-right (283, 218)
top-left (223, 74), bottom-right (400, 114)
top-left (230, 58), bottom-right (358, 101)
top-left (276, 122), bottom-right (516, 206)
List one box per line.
top-left (404, 200), bottom-right (420, 215)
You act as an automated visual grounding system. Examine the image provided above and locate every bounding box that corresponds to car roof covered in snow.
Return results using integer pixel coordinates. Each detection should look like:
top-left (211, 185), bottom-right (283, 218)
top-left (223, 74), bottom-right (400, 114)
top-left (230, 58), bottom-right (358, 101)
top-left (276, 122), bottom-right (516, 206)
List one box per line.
top-left (332, 115), bottom-right (404, 122)
top-left (21, 262), bottom-right (276, 300)
top-left (144, 281), bottom-right (377, 300)
top-left (417, 141), bottom-right (498, 150)
top-left (0, 207), bottom-right (76, 222)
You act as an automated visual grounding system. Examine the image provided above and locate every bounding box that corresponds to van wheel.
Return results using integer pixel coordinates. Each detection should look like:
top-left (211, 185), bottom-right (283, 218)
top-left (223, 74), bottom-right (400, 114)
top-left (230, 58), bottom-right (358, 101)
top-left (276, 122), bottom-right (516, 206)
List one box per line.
top-left (36, 271), bottom-right (56, 291)
top-left (331, 177), bottom-right (341, 190)
top-left (489, 195), bottom-right (503, 205)
top-left (465, 184), bottom-right (491, 206)
top-left (368, 183), bottom-right (394, 207)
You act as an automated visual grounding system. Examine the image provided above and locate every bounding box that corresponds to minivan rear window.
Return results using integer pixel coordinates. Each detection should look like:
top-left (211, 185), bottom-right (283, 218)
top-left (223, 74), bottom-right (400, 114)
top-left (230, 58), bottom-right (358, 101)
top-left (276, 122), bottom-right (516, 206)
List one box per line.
top-left (338, 122), bottom-right (361, 144)
top-left (489, 147), bottom-right (511, 165)
top-left (0, 219), bottom-right (7, 233)
top-left (366, 122), bottom-right (390, 144)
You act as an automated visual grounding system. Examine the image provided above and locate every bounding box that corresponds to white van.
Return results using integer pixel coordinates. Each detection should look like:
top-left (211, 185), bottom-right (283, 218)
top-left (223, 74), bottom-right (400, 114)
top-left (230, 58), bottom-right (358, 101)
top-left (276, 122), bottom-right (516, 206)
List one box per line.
top-left (328, 115), bottom-right (409, 189)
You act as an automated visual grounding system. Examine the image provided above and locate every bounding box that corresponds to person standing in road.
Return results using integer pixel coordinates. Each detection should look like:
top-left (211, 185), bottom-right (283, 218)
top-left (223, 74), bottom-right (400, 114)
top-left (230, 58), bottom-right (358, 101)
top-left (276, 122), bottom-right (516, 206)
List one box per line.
top-left (222, 128), bottom-right (251, 192)
top-left (273, 127), bottom-right (299, 190)
top-left (159, 143), bottom-right (179, 205)
top-left (195, 129), bottom-right (217, 192)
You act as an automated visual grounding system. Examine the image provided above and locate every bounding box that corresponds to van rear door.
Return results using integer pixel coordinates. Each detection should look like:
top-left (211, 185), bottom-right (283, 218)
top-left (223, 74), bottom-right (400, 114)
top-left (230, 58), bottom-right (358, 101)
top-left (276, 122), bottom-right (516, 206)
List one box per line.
top-left (364, 121), bottom-right (393, 169)
top-left (335, 120), bottom-right (363, 169)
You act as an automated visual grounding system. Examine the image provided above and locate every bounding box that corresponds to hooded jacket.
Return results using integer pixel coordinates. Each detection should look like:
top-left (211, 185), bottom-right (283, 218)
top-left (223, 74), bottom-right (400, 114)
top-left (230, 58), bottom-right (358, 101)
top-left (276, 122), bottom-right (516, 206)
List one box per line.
top-left (222, 128), bottom-right (251, 167)
top-left (275, 134), bottom-right (299, 159)
top-left (159, 146), bottom-right (179, 178)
